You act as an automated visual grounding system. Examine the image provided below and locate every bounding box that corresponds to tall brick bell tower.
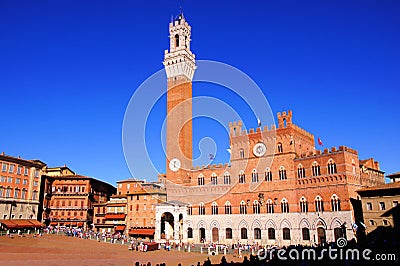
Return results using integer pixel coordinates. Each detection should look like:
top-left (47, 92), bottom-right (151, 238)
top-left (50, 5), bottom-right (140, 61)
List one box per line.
top-left (163, 12), bottom-right (196, 185)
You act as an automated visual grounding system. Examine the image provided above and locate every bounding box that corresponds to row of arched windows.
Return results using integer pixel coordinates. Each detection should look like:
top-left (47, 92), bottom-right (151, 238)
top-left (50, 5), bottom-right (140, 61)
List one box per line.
top-left (188, 227), bottom-right (345, 242)
top-left (197, 167), bottom-right (288, 186)
top-left (196, 160), bottom-right (339, 186)
top-left (297, 160), bottom-right (337, 178)
top-left (187, 227), bottom-right (289, 240)
top-left (187, 195), bottom-right (341, 215)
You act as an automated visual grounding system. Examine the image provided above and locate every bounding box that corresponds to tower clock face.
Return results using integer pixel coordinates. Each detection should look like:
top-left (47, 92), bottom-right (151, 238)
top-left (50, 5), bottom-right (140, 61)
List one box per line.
top-left (169, 158), bottom-right (181, 172)
top-left (253, 142), bottom-right (267, 157)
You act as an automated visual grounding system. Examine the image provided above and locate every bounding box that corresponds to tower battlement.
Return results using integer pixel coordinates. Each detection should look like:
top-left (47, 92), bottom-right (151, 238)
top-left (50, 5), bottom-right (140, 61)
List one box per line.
top-left (228, 110), bottom-right (313, 140)
top-left (277, 110), bottom-right (292, 128)
top-left (163, 12), bottom-right (196, 81)
top-left (297, 145), bottom-right (358, 159)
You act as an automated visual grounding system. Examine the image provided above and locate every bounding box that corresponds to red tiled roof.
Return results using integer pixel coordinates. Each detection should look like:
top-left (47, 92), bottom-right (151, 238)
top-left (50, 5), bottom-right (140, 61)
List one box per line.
top-left (387, 172), bottom-right (400, 177)
top-left (128, 228), bottom-right (155, 236)
top-left (357, 182), bottom-right (400, 192)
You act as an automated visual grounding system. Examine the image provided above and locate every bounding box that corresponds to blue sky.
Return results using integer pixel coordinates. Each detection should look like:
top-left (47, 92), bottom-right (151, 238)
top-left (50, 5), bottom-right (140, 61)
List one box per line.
top-left (1, 0), bottom-right (399, 185)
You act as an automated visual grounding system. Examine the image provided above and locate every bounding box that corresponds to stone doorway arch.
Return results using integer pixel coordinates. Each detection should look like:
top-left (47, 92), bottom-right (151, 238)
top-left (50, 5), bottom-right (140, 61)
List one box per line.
top-left (161, 212), bottom-right (174, 240)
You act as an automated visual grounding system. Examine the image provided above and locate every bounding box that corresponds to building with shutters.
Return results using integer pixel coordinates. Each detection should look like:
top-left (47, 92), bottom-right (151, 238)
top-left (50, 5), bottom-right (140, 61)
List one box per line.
top-left (0, 153), bottom-right (46, 221)
top-left (42, 167), bottom-right (116, 229)
top-left (93, 178), bottom-right (166, 239)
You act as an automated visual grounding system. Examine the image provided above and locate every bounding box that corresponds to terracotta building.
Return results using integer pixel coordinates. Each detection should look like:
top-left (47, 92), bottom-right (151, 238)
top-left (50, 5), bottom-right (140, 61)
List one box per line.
top-left (0, 153), bottom-right (46, 220)
top-left (154, 13), bottom-right (385, 246)
top-left (357, 172), bottom-right (400, 246)
top-left (43, 167), bottom-right (115, 228)
top-left (93, 178), bottom-right (166, 239)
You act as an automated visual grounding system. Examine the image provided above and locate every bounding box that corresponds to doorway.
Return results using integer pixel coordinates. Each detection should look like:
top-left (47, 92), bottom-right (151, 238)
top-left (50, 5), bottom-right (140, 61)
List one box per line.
top-left (317, 227), bottom-right (326, 245)
top-left (212, 227), bottom-right (219, 242)
top-left (199, 228), bottom-right (206, 242)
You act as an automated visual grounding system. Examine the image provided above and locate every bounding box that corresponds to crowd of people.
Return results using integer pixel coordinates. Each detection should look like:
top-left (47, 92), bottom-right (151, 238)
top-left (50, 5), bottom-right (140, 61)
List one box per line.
top-left (10, 226), bottom-right (396, 265)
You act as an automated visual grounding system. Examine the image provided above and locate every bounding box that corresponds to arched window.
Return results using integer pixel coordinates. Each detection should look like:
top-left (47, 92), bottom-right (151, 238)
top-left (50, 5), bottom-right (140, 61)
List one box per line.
top-left (282, 228), bottom-right (291, 240)
top-left (211, 173), bottom-right (218, 185)
top-left (175, 34), bottom-right (179, 47)
top-left (240, 201), bottom-right (247, 214)
top-left (265, 168), bottom-right (272, 181)
top-left (302, 228), bottom-right (310, 240)
top-left (5, 187), bottom-right (11, 198)
top-left (251, 169), bottom-right (259, 182)
top-left (241, 228), bottom-right (248, 239)
top-left (300, 197), bottom-right (308, 213)
top-left (239, 148), bottom-right (245, 158)
top-left (187, 227), bottom-right (193, 238)
top-left (198, 174), bottom-right (205, 186)
top-left (315, 196), bottom-right (324, 212)
top-left (32, 190), bottom-right (37, 200)
top-left (239, 170), bottom-right (246, 183)
top-left (312, 162), bottom-right (321, 176)
top-left (254, 228), bottom-right (261, 239)
top-left (334, 227), bottom-right (345, 241)
top-left (327, 160), bottom-right (337, 174)
top-left (224, 172), bottom-right (231, 184)
top-left (268, 228), bottom-right (275, 239)
top-left (281, 198), bottom-right (289, 213)
top-left (297, 164), bottom-right (306, 178)
top-left (224, 201), bottom-right (232, 214)
top-left (253, 200), bottom-right (260, 214)
top-left (266, 199), bottom-right (274, 214)
top-left (226, 228), bottom-right (233, 239)
top-left (13, 188), bottom-right (19, 199)
top-left (277, 143), bottom-right (283, 153)
top-left (199, 202), bottom-right (205, 215)
top-left (211, 202), bottom-right (218, 215)
top-left (187, 205), bottom-right (192, 215)
top-left (279, 166), bottom-right (287, 180)
top-left (331, 194), bottom-right (341, 211)
top-left (0, 186), bottom-right (3, 198)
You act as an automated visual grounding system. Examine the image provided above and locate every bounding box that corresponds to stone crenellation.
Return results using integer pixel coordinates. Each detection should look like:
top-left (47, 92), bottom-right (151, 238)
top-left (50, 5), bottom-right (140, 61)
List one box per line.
top-left (297, 146), bottom-right (358, 159)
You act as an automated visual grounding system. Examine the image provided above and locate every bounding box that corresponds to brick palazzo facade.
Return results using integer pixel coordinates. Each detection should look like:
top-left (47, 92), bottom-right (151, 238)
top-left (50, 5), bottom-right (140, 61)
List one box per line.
top-left (0, 153), bottom-right (46, 220)
top-left (154, 13), bottom-right (385, 246)
top-left (42, 166), bottom-right (116, 228)
top-left (93, 178), bottom-right (166, 238)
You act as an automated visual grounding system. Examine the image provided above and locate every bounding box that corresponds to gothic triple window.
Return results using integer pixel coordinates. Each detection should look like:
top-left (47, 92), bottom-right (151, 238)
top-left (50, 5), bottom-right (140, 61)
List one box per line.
top-left (297, 164), bottom-right (306, 178)
top-left (327, 160), bottom-right (337, 174)
top-left (312, 162), bottom-right (321, 176)
top-left (331, 194), bottom-right (341, 211)
top-left (315, 196), bottom-right (324, 212)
